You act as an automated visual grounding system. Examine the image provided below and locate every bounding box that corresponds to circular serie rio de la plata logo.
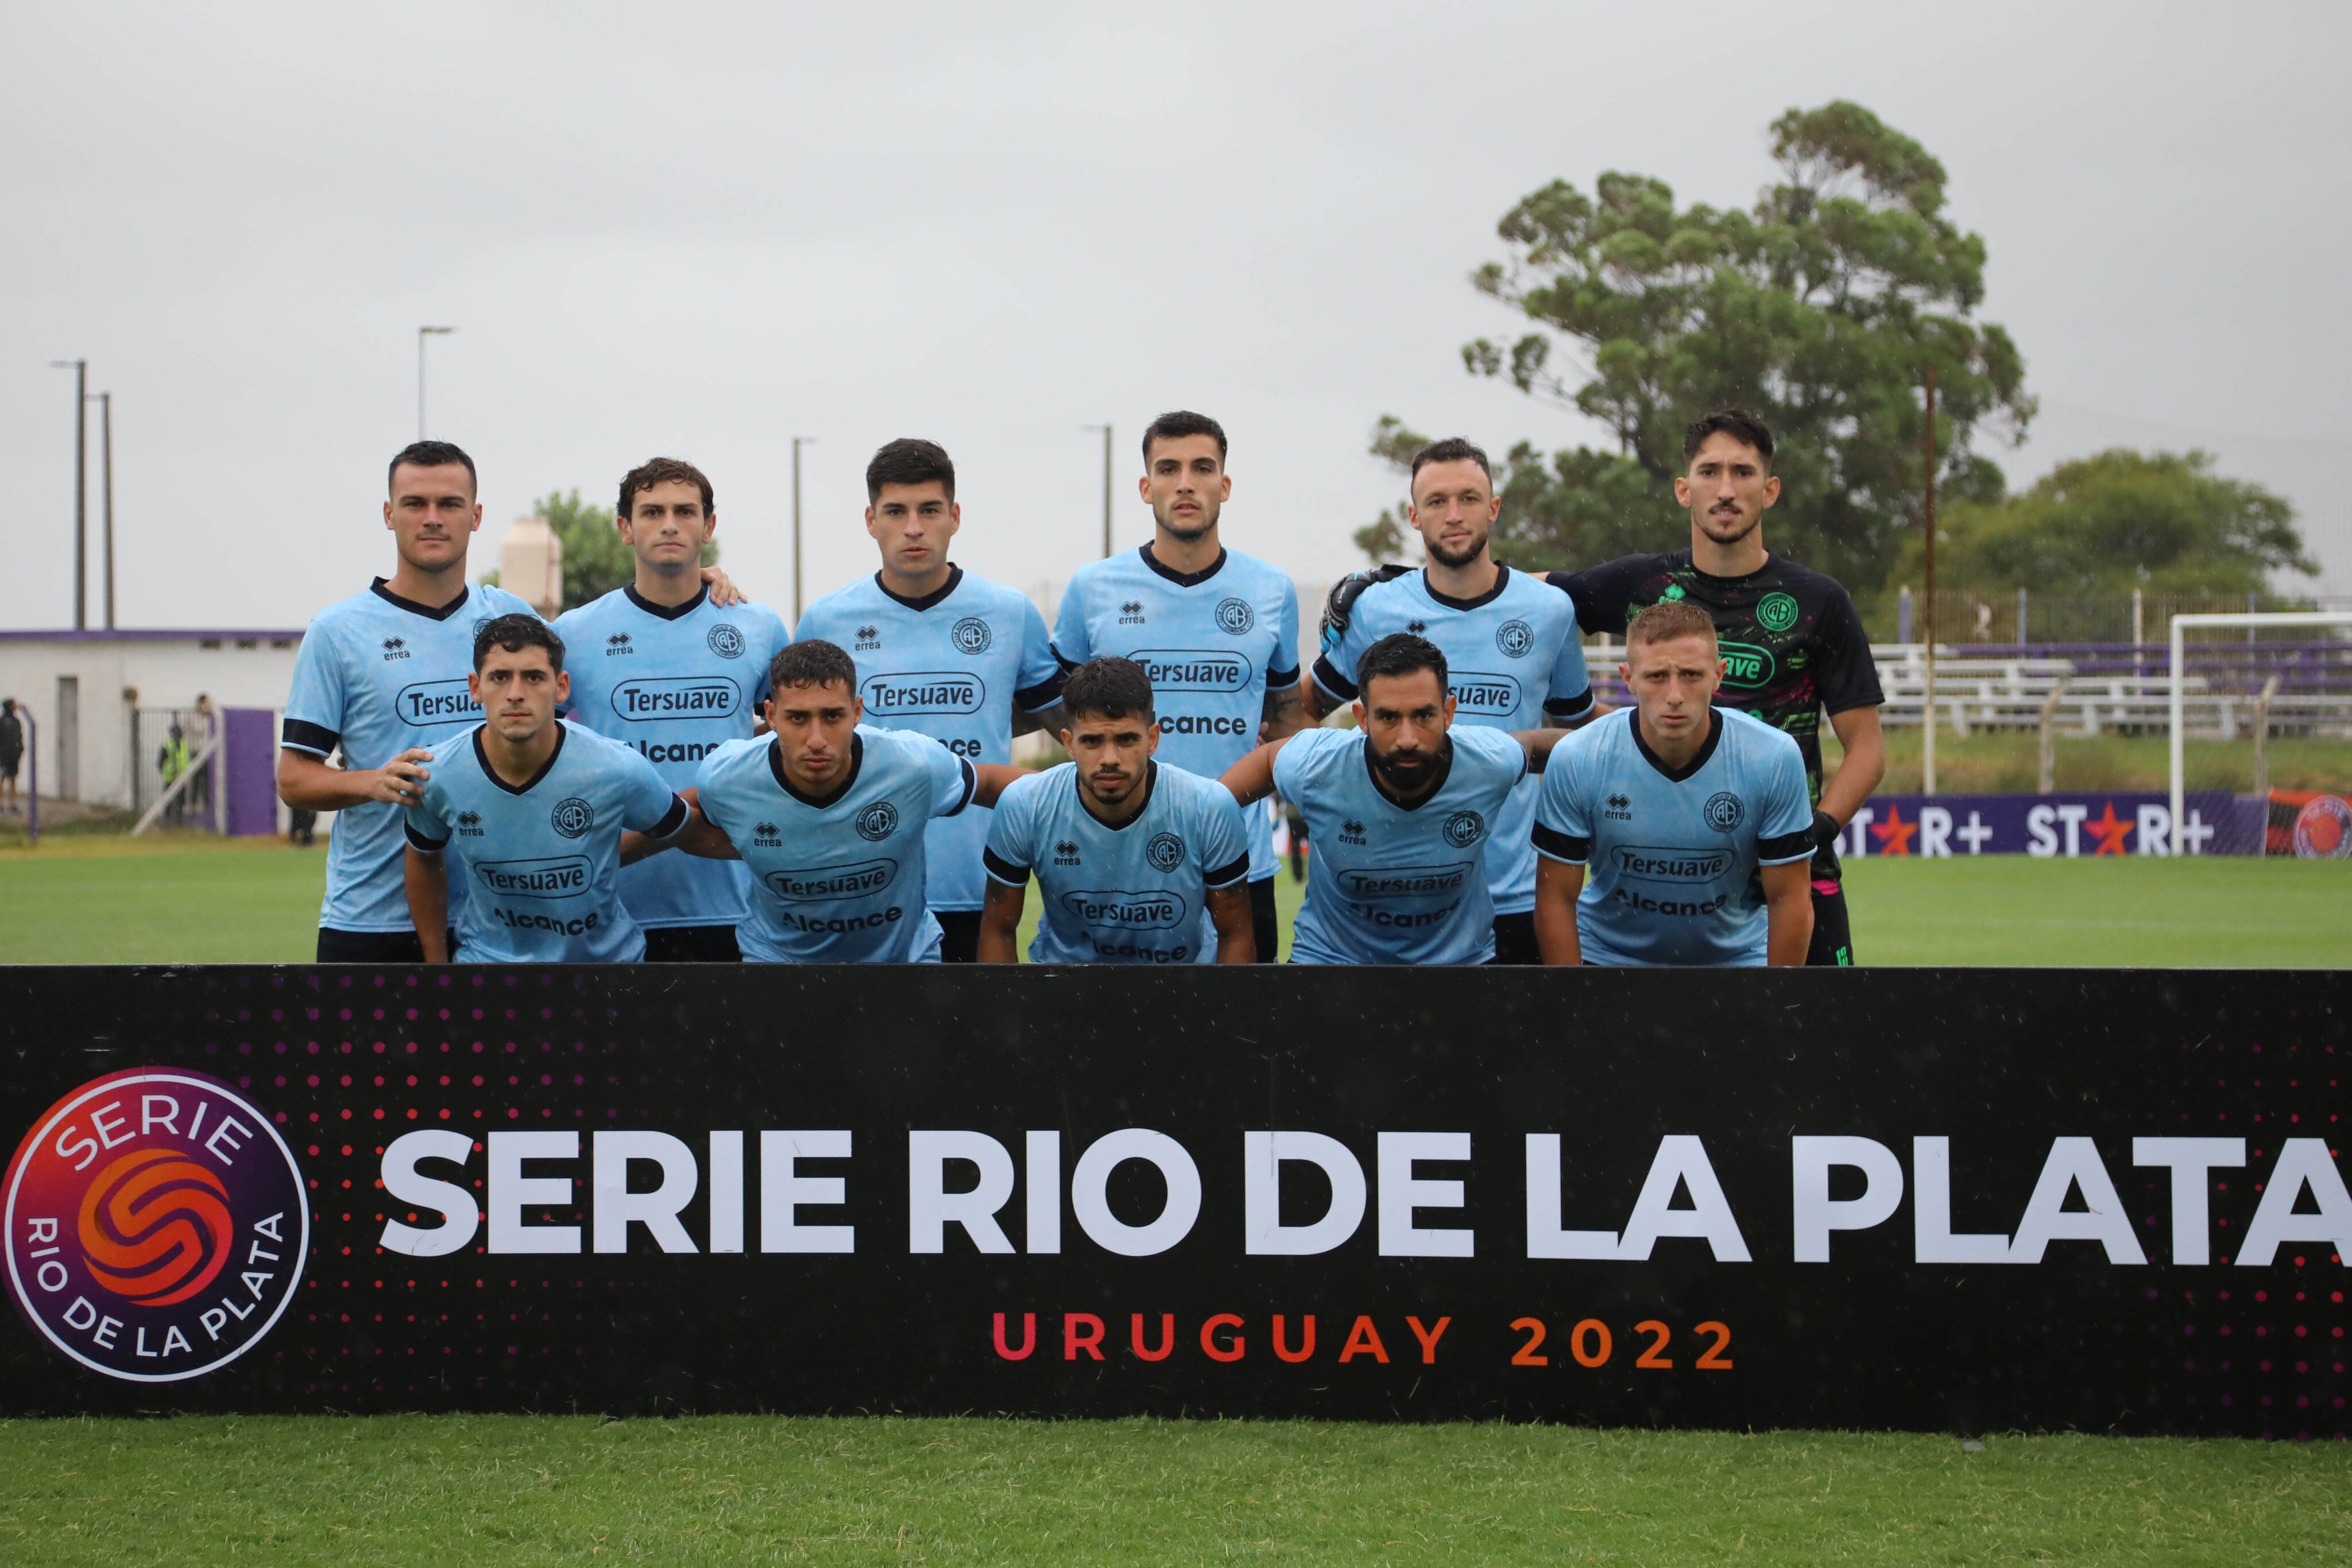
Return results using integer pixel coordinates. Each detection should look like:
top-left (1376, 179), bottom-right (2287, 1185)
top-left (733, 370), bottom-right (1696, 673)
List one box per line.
top-left (5, 1070), bottom-right (308, 1383)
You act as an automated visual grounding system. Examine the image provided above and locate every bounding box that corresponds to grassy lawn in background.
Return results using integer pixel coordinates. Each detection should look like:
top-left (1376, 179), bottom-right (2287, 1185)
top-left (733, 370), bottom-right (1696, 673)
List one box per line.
top-left (1, 1414), bottom-right (2346, 1565)
top-left (2, 834), bottom-right (2344, 966)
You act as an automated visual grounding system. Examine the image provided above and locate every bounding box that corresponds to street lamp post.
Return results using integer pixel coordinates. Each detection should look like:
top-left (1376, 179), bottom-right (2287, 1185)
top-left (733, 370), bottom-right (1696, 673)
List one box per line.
top-left (791, 436), bottom-right (815, 625)
top-left (417, 326), bottom-right (457, 439)
top-left (94, 391), bottom-right (114, 629)
top-left (1082, 424), bottom-right (1113, 557)
top-left (49, 359), bottom-right (87, 629)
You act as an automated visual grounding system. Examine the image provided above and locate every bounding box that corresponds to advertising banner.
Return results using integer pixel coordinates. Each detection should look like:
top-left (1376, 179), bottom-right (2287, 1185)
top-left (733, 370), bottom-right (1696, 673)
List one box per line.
top-left (1834, 791), bottom-right (2261, 857)
top-left (3, 965), bottom-right (2345, 1437)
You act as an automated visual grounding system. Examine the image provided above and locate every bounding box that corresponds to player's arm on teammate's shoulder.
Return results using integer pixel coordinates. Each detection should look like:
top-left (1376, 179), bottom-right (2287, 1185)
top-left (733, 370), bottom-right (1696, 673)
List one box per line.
top-left (1013, 702), bottom-right (1066, 739)
top-left (976, 879), bottom-right (1026, 963)
top-left (1218, 732), bottom-right (1302, 806)
top-left (698, 564), bottom-right (748, 606)
top-left (277, 745), bottom-right (435, 811)
top-left (970, 764), bottom-right (1029, 810)
top-left (403, 845), bottom-right (451, 962)
top-left (617, 787), bottom-right (698, 866)
top-left (1761, 860), bottom-right (1813, 966)
top-left (1205, 882), bottom-right (1258, 963)
top-left (664, 795), bottom-right (741, 861)
top-left (1260, 680), bottom-right (1306, 743)
top-left (1508, 727), bottom-right (1572, 772)
top-left (1533, 858), bottom-right (1584, 966)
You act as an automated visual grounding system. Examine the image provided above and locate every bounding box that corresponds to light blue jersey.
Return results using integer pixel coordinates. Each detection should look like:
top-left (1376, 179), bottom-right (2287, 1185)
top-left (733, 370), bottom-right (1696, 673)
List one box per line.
top-left (1312, 565), bottom-right (1591, 915)
top-left (1532, 706), bottom-right (1814, 966)
top-left (982, 761), bottom-right (1251, 963)
top-left (1051, 546), bottom-right (1300, 882)
top-left (796, 567), bottom-right (1060, 913)
top-left (551, 586), bottom-right (790, 930)
top-left (694, 726), bottom-right (977, 963)
top-left (1271, 725), bottom-right (1525, 966)
top-left (403, 721), bottom-right (687, 963)
top-left (282, 579), bottom-right (543, 932)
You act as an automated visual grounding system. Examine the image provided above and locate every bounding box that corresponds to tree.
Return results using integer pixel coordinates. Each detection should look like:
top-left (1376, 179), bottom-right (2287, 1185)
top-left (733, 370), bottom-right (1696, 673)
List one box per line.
top-left (1891, 448), bottom-right (2315, 595)
top-left (1388, 100), bottom-right (2034, 587)
top-left (479, 489), bottom-right (720, 610)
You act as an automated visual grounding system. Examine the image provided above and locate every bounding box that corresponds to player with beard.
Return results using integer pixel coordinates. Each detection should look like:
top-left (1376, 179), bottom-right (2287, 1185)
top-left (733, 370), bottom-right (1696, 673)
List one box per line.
top-left (1305, 436), bottom-right (1591, 964)
top-left (1051, 411), bottom-right (1305, 961)
top-left (1548, 409), bottom-right (1884, 966)
top-left (1223, 633), bottom-right (1566, 965)
top-left (978, 657), bottom-right (1255, 964)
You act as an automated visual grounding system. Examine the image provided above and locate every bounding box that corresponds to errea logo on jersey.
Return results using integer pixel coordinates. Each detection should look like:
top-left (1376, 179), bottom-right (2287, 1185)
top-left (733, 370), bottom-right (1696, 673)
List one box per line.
top-left (1053, 839), bottom-right (1081, 866)
top-left (1134, 651), bottom-right (1250, 693)
top-left (1118, 601), bottom-right (1146, 625)
top-left (381, 636), bottom-right (409, 661)
top-left (861, 672), bottom-right (985, 717)
top-left (612, 677), bottom-right (741, 723)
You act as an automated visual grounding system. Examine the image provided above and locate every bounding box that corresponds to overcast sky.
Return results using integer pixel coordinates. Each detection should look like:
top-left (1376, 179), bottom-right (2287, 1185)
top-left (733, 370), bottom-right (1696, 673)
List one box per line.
top-left (5, 1), bottom-right (2347, 636)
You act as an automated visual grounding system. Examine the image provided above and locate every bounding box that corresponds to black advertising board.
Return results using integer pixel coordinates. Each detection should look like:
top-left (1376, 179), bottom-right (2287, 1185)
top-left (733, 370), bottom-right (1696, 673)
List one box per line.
top-left (2, 965), bottom-right (2345, 1438)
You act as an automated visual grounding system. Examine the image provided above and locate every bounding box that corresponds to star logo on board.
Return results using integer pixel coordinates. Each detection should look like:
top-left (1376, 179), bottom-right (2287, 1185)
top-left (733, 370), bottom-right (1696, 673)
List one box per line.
top-left (2087, 801), bottom-right (2134, 856)
top-left (1870, 803), bottom-right (1918, 856)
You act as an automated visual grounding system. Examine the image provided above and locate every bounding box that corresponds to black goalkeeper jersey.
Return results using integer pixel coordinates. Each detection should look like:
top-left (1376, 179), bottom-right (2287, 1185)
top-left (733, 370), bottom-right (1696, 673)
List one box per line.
top-left (1548, 551), bottom-right (1884, 804)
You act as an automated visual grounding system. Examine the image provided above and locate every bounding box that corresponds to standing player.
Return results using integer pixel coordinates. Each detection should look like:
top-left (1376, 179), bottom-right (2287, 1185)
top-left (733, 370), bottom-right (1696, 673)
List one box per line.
top-left (1531, 603), bottom-right (1815, 966)
top-left (403, 617), bottom-right (693, 962)
top-left (1548, 408), bottom-right (1883, 965)
top-left (795, 439), bottom-right (1063, 963)
top-left (276, 442), bottom-right (543, 961)
top-left (1051, 411), bottom-right (1305, 961)
top-left (658, 641), bottom-right (1027, 963)
top-left (1306, 437), bottom-right (1591, 963)
top-left (1223, 634), bottom-right (1565, 966)
top-left (978, 657), bottom-right (1255, 965)
top-left (553, 457), bottom-right (790, 961)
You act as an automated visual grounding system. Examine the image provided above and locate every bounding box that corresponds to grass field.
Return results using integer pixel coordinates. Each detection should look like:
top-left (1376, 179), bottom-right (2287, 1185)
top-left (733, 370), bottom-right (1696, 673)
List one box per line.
top-left (1, 1414), bottom-right (2346, 1565)
top-left (1, 831), bottom-right (2345, 966)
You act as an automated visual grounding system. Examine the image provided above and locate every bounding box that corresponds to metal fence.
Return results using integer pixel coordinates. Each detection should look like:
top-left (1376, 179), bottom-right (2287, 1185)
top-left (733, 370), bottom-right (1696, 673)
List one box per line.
top-left (129, 706), bottom-right (220, 826)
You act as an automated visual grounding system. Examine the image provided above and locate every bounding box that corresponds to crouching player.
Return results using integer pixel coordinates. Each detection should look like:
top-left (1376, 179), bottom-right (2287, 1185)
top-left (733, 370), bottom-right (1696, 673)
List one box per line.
top-left (1222, 633), bottom-right (1565, 965)
top-left (1531, 602), bottom-right (1814, 966)
top-left (403, 616), bottom-right (693, 962)
top-left (978, 657), bottom-right (1255, 964)
top-left (655, 640), bottom-right (1027, 962)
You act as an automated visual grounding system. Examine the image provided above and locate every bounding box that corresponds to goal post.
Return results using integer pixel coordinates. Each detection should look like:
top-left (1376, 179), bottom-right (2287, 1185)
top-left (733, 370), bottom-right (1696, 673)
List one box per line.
top-left (2168, 609), bottom-right (2352, 854)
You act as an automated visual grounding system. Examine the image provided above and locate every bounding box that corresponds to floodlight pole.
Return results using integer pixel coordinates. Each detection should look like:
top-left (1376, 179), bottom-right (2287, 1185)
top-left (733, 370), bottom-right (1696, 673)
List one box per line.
top-left (791, 436), bottom-right (815, 625)
top-left (95, 390), bottom-right (114, 629)
top-left (1084, 424), bottom-right (1113, 557)
top-left (50, 359), bottom-right (87, 629)
top-left (1920, 367), bottom-right (1938, 795)
top-left (417, 326), bottom-right (456, 438)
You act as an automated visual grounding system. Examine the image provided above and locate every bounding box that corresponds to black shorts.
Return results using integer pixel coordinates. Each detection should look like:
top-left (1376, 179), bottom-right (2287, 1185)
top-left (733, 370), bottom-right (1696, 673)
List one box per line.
top-left (1248, 876), bottom-right (1278, 964)
top-left (0, 756), bottom-right (18, 780)
top-left (935, 909), bottom-right (982, 965)
top-left (1490, 911), bottom-right (1541, 966)
top-left (316, 927), bottom-right (455, 963)
top-left (641, 924), bottom-right (742, 963)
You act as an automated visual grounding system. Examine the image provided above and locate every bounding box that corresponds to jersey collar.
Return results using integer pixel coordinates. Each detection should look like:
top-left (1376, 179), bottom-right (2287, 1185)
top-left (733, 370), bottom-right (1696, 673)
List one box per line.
top-left (473, 721), bottom-right (567, 796)
top-left (1421, 564), bottom-right (1510, 612)
top-left (768, 730), bottom-right (865, 808)
top-left (624, 583), bottom-right (709, 621)
top-left (874, 564), bottom-right (964, 613)
top-left (1362, 734), bottom-right (1454, 811)
top-left (1139, 543), bottom-right (1227, 588)
top-left (1074, 758), bottom-right (1158, 831)
top-left (371, 578), bottom-right (472, 621)
top-left (1631, 706), bottom-right (1723, 784)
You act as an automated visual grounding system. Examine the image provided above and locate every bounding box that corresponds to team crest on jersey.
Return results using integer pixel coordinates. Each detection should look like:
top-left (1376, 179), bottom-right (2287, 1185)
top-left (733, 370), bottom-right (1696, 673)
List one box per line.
top-left (1755, 591), bottom-right (1800, 633)
top-left (1658, 585), bottom-right (1686, 603)
top-left (1495, 619), bottom-right (1534, 658)
top-left (706, 624), bottom-right (746, 659)
top-left (1703, 792), bottom-right (1744, 832)
top-left (1146, 831), bottom-right (1185, 872)
top-left (856, 801), bottom-right (900, 842)
top-left (1054, 839), bottom-right (1081, 866)
top-left (1441, 810), bottom-right (1486, 849)
top-left (1214, 598), bottom-right (1255, 636)
top-left (3, 1070), bottom-right (308, 1384)
top-left (951, 617), bottom-right (993, 655)
top-left (550, 797), bottom-right (595, 838)
top-left (471, 616), bottom-right (493, 641)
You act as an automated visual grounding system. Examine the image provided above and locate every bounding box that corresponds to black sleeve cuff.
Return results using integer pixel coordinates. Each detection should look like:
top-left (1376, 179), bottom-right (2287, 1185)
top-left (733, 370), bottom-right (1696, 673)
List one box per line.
top-left (943, 757), bottom-right (977, 817)
top-left (1050, 642), bottom-right (1081, 674)
top-left (1544, 690), bottom-right (1595, 720)
top-left (1757, 826), bottom-right (1816, 863)
top-left (1203, 851), bottom-right (1252, 889)
top-left (647, 794), bottom-right (691, 842)
top-left (1266, 664), bottom-right (1300, 691)
top-left (1310, 653), bottom-right (1357, 702)
top-left (1015, 670), bottom-right (1067, 713)
top-left (404, 822), bottom-right (448, 853)
top-left (982, 847), bottom-right (1030, 886)
top-left (281, 718), bottom-right (339, 756)
top-left (1530, 822), bottom-right (1589, 864)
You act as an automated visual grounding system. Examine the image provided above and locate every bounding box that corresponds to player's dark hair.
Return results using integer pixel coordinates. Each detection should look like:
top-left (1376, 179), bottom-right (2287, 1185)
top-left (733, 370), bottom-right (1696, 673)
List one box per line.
top-left (1408, 436), bottom-right (1491, 485)
top-left (1354, 632), bottom-right (1448, 697)
top-left (1682, 408), bottom-right (1774, 470)
top-left (1626, 601), bottom-right (1719, 652)
top-left (473, 613), bottom-right (564, 673)
top-left (769, 638), bottom-right (857, 694)
top-left (1062, 657), bottom-right (1154, 726)
top-left (865, 438), bottom-right (955, 503)
top-left (388, 440), bottom-right (477, 495)
top-left (619, 456), bottom-right (714, 518)
top-left (1141, 410), bottom-right (1228, 465)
